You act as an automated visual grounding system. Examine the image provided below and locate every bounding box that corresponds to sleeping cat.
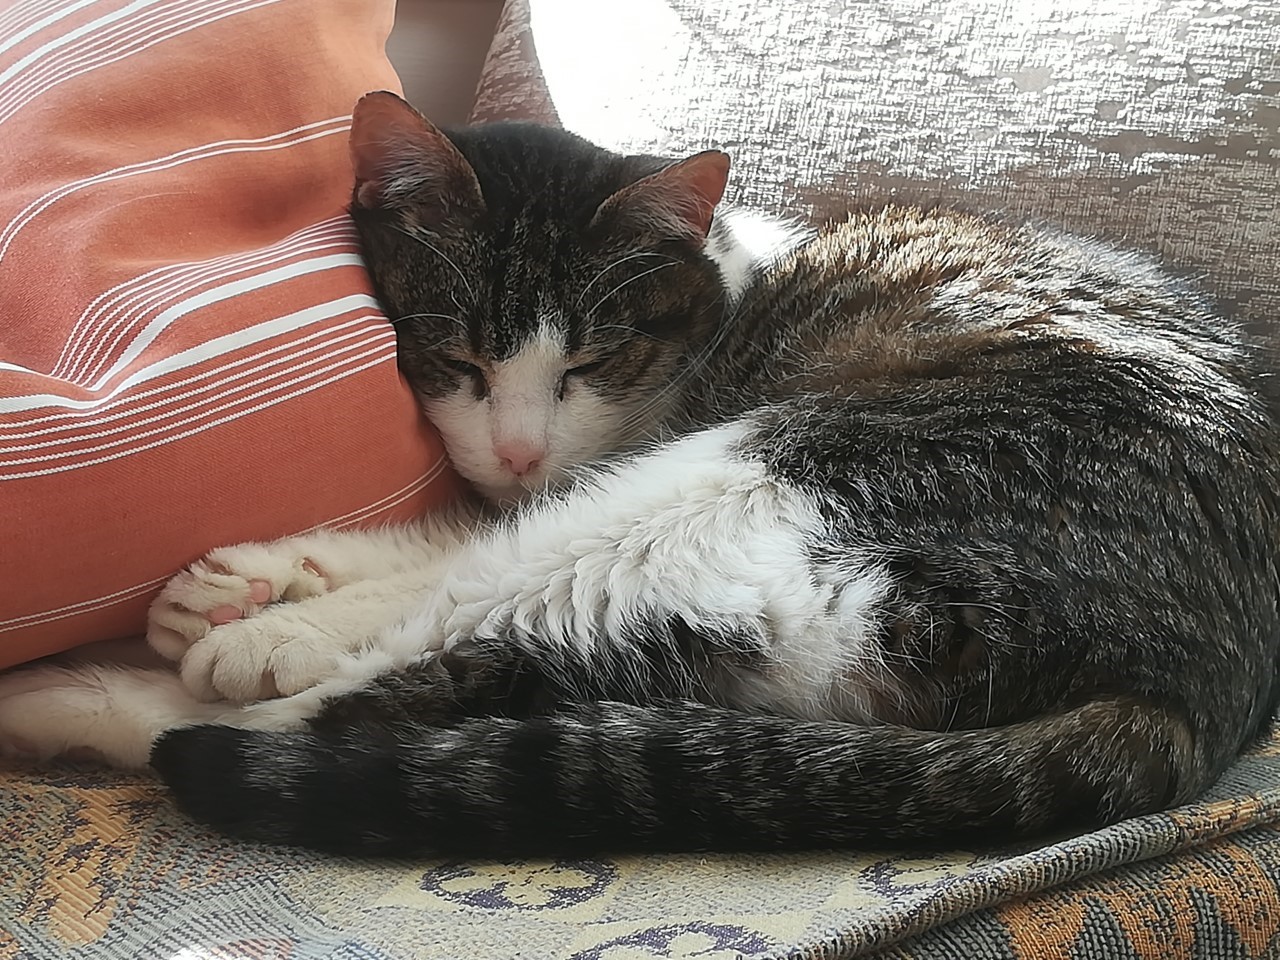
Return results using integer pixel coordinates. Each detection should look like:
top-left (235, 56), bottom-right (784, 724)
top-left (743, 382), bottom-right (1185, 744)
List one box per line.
top-left (0, 90), bottom-right (1277, 858)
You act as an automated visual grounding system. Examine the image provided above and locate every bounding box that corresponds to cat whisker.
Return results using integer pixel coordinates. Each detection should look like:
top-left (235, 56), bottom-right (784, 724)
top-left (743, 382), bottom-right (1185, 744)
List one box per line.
top-left (616, 291), bottom-right (737, 434)
top-left (391, 226), bottom-right (475, 302)
top-left (575, 251), bottom-right (678, 312)
top-left (584, 262), bottom-right (677, 320)
top-left (618, 323), bottom-right (729, 433)
top-left (590, 323), bottom-right (673, 345)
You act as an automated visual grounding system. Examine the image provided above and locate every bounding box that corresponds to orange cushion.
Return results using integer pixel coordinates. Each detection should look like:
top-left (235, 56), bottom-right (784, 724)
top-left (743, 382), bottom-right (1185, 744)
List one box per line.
top-left (0, 0), bottom-right (461, 669)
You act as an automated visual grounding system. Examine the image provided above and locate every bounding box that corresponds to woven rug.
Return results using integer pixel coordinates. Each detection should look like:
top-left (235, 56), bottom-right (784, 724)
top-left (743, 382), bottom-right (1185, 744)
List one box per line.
top-left (3, 725), bottom-right (1279, 960)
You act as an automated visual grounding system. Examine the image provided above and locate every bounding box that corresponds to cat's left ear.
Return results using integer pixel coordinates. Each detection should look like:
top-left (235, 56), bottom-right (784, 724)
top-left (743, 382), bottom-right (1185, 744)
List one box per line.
top-left (592, 150), bottom-right (731, 244)
top-left (349, 90), bottom-right (485, 225)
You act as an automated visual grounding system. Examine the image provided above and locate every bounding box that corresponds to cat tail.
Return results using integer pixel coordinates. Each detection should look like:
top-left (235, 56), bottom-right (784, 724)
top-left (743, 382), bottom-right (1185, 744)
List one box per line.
top-left (149, 697), bottom-right (1195, 857)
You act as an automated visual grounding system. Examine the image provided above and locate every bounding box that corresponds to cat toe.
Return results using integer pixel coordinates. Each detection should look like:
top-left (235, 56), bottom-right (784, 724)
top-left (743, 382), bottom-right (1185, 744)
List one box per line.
top-left (180, 629), bottom-right (272, 703)
top-left (266, 640), bottom-right (342, 697)
top-left (179, 618), bottom-right (343, 704)
top-left (202, 545), bottom-right (330, 603)
top-left (147, 549), bottom-right (329, 662)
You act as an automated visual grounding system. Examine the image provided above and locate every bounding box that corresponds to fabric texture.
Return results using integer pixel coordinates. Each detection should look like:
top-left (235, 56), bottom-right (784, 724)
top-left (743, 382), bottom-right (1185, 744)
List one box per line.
top-left (0, 0), bottom-right (460, 669)
top-left (2, 729), bottom-right (1279, 959)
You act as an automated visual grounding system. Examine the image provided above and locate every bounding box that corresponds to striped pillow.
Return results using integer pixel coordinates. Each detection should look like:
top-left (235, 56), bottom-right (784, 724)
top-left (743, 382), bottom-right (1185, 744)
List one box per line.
top-left (0, 0), bottom-right (461, 669)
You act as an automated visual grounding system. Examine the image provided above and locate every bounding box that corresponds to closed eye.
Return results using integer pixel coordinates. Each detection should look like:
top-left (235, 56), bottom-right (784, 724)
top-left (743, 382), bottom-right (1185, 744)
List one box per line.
top-left (443, 358), bottom-right (483, 378)
top-left (442, 358), bottom-right (487, 398)
top-left (565, 360), bottom-right (607, 378)
top-left (557, 360), bottom-right (607, 400)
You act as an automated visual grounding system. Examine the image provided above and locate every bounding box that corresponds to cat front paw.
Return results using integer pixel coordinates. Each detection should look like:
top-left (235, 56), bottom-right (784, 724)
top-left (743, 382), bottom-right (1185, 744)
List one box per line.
top-left (147, 543), bottom-right (330, 661)
top-left (178, 608), bottom-right (362, 704)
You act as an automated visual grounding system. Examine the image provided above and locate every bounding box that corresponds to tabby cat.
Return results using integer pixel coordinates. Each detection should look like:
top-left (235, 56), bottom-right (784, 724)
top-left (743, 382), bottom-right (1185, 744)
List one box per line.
top-left (0, 90), bottom-right (1276, 858)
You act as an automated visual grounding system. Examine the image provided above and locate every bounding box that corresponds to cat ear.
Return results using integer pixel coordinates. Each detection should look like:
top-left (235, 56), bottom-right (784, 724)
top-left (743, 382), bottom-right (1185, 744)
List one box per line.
top-left (349, 91), bottom-right (484, 224)
top-left (592, 150), bottom-right (731, 244)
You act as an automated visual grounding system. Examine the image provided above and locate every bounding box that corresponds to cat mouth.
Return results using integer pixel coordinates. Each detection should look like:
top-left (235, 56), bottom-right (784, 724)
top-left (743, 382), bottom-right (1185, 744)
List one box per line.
top-left (474, 476), bottom-right (541, 506)
top-left (463, 460), bottom-right (569, 507)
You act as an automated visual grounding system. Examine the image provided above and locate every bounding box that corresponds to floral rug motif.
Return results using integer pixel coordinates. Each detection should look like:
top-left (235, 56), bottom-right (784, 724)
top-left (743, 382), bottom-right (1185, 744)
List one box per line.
top-left (3, 729), bottom-right (1280, 959)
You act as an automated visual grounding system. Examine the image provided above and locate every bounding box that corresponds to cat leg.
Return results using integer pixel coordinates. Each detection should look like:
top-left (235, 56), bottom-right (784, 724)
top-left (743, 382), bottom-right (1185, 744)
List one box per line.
top-left (0, 651), bottom-right (391, 768)
top-left (390, 421), bottom-right (894, 718)
top-left (177, 571), bottom-right (440, 703)
top-left (0, 662), bottom-right (225, 768)
top-left (146, 514), bottom-right (472, 661)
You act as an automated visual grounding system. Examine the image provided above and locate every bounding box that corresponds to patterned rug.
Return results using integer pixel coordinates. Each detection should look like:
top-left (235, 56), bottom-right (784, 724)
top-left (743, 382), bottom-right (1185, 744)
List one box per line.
top-left (3, 726), bottom-right (1279, 959)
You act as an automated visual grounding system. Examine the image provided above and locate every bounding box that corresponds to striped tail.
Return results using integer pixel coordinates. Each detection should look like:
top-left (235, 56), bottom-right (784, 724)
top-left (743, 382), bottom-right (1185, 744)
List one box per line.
top-left (149, 698), bottom-right (1199, 857)
top-left (149, 701), bottom-right (1198, 855)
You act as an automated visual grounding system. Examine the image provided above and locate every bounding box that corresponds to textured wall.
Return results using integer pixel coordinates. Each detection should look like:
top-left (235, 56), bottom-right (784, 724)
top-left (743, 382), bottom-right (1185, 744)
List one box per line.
top-left (473, 0), bottom-right (1280, 331)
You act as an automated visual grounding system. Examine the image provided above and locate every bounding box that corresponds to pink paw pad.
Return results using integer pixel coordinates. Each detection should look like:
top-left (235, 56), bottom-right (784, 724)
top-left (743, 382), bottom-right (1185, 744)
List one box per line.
top-left (206, 580), bottom-right (273, 624)
top-left (207, 606), bottom-right (242, 625)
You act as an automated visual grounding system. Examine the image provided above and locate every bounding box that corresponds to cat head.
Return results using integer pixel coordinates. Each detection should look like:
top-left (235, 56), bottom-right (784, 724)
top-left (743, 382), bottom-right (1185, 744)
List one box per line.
top-left (348, 91), bottom-right (730, 503)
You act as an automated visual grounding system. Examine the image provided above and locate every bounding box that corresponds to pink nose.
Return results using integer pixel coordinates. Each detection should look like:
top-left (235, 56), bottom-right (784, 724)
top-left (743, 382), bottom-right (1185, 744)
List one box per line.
top-left (494, 441), bottom-right (545, 477)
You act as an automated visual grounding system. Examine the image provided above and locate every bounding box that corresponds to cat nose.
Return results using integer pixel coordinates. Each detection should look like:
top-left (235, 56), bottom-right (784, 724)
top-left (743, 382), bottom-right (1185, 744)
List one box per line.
top-left (494, 441), bottom-right (545, 477)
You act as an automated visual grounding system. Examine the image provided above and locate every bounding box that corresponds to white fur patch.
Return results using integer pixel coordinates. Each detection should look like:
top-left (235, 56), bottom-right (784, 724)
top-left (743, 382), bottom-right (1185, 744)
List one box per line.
top-left (490, 320), bottom-right (564, 444)
top-left (706, 207), bottom-right (814, 303)
top-left (423, 321), bottom-right (629, 502)
top-left (401, 420), bottom-right (893, 718)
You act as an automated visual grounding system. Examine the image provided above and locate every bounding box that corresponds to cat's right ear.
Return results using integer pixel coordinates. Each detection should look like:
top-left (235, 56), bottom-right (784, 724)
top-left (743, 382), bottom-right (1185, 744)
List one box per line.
top-left (349, 91), bottom-right (485, 226)
top-left (591, 150), bottom-right (731, 245)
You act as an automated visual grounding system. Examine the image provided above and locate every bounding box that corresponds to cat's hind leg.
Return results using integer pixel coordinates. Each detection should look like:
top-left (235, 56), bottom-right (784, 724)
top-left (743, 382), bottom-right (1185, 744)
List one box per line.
top-left (0, 662), bottom-right (225, 768)
top-left (0, 651), bottom-right (393, 769)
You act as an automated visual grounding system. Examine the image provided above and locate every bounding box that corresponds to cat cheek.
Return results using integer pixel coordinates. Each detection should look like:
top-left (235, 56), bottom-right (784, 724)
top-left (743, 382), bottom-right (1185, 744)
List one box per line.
top-left (419, 395), bottom-right (502, 486)
top-left (555, 389), bottom-right (629, 457)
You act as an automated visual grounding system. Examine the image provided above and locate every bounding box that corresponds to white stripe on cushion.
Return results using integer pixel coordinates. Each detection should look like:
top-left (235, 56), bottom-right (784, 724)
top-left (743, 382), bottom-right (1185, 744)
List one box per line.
top-left (0, 0), bottom-right (98, 57)
top-left (0, 468), bottom-right (447, 632)
top-left (1, 328), bottom-right (394, 455)
top-left (0, 116), bottom-right (350, 260)
top-left (0, 0), bottom-right (289, 126)
top-left (0, 290), bottom-right (378, 412)
top-left (4, 314), bottom-right (387, 434)
top-left (2, 334), bottom-right (396, 477)
top-left (54, 217), bottom-right (353, 380)
top-left (69, 232), bottom-right (362, 385)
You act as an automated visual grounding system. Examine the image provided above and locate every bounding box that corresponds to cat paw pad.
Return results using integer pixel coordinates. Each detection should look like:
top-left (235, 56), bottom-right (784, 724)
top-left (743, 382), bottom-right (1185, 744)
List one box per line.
top-left (147, 547), bottom-right (329, 661)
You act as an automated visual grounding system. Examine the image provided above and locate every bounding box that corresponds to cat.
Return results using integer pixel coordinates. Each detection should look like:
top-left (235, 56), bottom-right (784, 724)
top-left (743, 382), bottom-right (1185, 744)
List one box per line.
top-left (0, 89), bottom-right (1277, 859)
